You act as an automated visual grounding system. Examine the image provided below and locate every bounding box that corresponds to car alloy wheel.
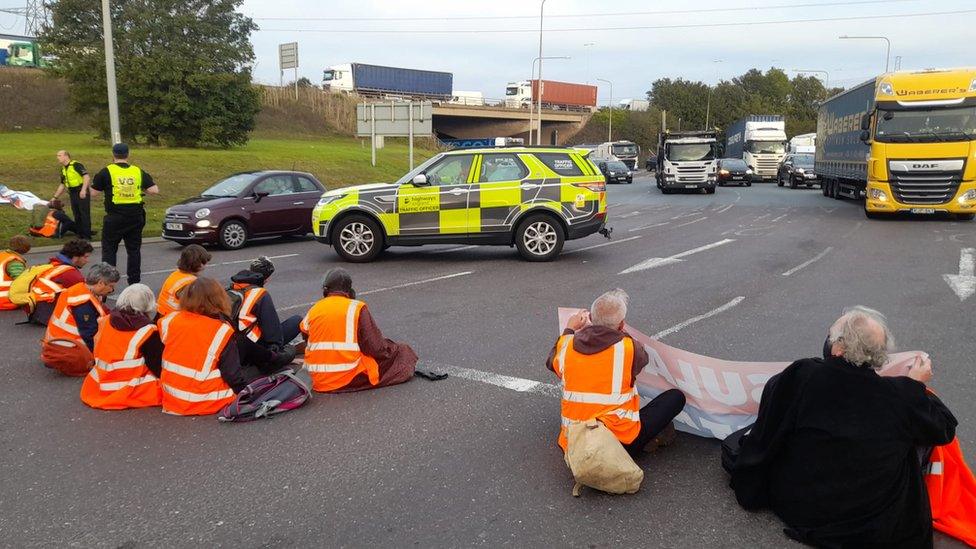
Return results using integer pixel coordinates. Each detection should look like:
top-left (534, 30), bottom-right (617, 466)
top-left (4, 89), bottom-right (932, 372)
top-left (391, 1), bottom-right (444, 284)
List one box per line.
top-left (339, 221), bottom-right (375, 258)
top-left (523, 221), bottom-right (557, 256)
top-left (219, 220), bottom-right (248, 250)
top-left (515, 214), bottom-right (565, 262)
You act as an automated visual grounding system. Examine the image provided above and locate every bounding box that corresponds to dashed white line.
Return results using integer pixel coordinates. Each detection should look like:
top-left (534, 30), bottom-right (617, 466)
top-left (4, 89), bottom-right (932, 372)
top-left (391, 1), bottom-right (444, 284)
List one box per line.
top-left (429, 362), bottom-right (560, 398)
top-left (653, 296), bottom-right (746, 339)
top-left (617, 211), bottom-right (642, 219)
top-left (671, 209), bottom-right (706, 220)
top-left (781, 247), bottom-right (834, 277)
top-left (675, 216), bottom-right (708, 228)
top-left (754, 213), bottom-right (771, 221)
top-left (276, 271), bottom-right (473, 312)
top-left (619, 239), bottom-right (735, 275)
top-left (628, 221), bottom-right (670, 233)
top-left (714, 203), bottom-right (735, 214)
top-left (132, 253), bottom-right (301, 278)
top-left (565, 235), bottom-right (643, 254)
top-left (769, 213), bottom-right (789, 223)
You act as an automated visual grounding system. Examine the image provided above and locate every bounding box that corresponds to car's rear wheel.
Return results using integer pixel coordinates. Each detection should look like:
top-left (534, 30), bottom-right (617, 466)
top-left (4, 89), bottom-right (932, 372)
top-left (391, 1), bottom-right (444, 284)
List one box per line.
top-left (333, 215), bottom-right (384, 263)
top-left (515, 214), bottom-right (564, 262)
top-left (789, 177), bottom-right (798, 189)
top-left (218, 220), bottom-right (248, 250)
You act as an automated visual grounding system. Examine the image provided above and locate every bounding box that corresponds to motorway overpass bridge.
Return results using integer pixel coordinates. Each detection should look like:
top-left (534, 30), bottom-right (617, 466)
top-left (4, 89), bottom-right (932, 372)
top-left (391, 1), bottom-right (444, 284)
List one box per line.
top-left (431, 104), bottom-right (592, 145)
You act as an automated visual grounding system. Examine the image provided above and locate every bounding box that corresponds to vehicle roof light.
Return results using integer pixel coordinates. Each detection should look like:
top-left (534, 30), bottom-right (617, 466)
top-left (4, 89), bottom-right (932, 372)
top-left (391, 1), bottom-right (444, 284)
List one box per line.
top-left (879, 82), bottom-right (894, 95)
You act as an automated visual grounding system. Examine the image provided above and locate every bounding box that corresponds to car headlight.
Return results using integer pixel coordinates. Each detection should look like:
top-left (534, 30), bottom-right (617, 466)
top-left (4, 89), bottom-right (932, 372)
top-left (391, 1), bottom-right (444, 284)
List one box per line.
top-left (719, 169), bottom-right (729, 175)
top-left (665, 175), bottom-right (676, 181)
top-left (869, 188), bottom-right (887, 202)
top-left (194, 208), bottom-right (210, 219)
top-left (627, 171), bottom-right (632, 176)
top-left (609, 171), bottom-right (616, 176)
top-left (746, 169), bottom-right (753, 175)
top-left (958, 189), bottom-right (976, 204)
top-left (796, 168), bottom-right (805, 174)
top-left (317, 194), bottom-right (345, 206)
top-left (196, 220), bottom-right (212, 228)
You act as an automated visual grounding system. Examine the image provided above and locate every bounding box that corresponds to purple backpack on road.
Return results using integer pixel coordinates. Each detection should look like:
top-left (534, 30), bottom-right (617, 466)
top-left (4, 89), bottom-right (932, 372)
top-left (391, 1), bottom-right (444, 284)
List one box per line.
top-left (218, 368), bottom-right (312, 422)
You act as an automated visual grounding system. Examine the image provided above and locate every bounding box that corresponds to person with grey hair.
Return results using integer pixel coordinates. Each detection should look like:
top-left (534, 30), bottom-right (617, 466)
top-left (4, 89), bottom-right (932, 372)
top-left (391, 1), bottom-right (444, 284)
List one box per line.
top-left (299, 268), bottom-right (417, 392)
top-left (546, 289), bottom-right (686, 456)
top-left (729, 306), bottom-right (958, 548)
top-left (81, 284), bottom-right (165, 409)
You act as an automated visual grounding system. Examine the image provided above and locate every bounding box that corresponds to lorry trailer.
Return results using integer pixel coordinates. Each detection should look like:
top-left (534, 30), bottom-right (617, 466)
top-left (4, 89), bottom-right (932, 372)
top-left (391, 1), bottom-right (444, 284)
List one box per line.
top-left (725, 115), bottom-right (788, 181)
top-left (322, 63), bottom-right (452, 100)
top-left (504, 80), bottom-right (597, 111)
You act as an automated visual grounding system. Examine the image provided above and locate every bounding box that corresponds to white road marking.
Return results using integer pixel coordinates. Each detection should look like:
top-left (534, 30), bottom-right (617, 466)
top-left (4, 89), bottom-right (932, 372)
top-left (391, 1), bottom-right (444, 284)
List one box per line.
top-left (769, 213), bottom-right (789, 223)
top-left (843, 221), bottom-right (864, 238)
top-left (781, 247), bottom-right (834, 277)
top-left (671, 209), bottom-right (705, 220)
top-left (132, 253), bottom-right (301, 278)
top-left (674, 216), bottom-right (708, 228)
top-left (276, 271), bottom-right (473, 312)
top-left (628, 221), bottom-right (670, 233)
top-left (429, 363), bottom-right (560, 398)
top-left (426, 245), bottom-right (478, 255)
top-left (616, 211), bottom-right (642, 219)
top-left (564, 235), bottom-right (643, 254)
top-left (714, 203), bottom-right (735, 214)
top-left (653, 296), bottom-right (746, 339)
top-left (944, 248), bottom-right (976, 301)
top-left (753, 213), bottom-right (771, 221)
top-left (619, 239), bottom-right (735, 275)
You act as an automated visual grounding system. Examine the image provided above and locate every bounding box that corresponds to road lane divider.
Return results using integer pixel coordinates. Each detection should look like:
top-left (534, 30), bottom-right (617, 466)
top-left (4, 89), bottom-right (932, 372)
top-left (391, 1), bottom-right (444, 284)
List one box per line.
top-left (616, 211), bottom-right (642, 219)
top-left (276, 271), bottom-right (474, 312)
top-left (564, 235), bottom-right (643, 255)
top-left (674, 216), bottom-right (708, 228)
top-left (781, 247), bottom-right (833, 277)
top-left (428, 363), bottom-right (560, 398)
top-left (652, 296), bottom-right (746, 339)
top-left (628, 221), bottom-right (670, 233)
top-left (713, 203), bottom-right (735, 214)
top-left (619, 238), bottom-right (735, 275)
top-left (130, 253), bottom-right (302, 278)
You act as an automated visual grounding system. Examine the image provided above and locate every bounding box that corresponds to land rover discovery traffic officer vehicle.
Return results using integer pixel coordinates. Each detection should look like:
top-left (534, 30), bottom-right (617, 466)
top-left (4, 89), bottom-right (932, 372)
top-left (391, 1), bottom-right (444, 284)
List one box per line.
top-left (311, 147), bottom-right (610, 262)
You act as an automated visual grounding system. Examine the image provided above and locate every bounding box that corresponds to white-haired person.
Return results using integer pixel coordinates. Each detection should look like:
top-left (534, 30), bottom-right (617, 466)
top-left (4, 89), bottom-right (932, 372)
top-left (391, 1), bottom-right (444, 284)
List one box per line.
top-left (546, 288), bottom-right (686, 455)
top-left (730, 306), bottom-right (957, 548)
top-left (80, 283), bottom-right (163, 409)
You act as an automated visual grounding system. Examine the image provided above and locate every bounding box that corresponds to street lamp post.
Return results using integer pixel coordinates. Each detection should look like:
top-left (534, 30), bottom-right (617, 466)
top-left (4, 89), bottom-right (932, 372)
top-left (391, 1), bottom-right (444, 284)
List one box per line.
top-left (100, 0), bottom-right (121, 144)
top-left (839, 35), bottom-right (891, 72)
top-left (596, 78), bottom-right (612, 142)
top-left (535, 0), bottom-right (547, 145)
top-left (529, 55), bottom-right (570, 145)
top-left (704, 59), bottom-right (723, 130)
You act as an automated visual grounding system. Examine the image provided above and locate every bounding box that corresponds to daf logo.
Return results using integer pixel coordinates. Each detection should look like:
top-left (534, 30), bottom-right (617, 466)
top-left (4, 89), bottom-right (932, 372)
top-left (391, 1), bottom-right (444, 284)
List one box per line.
top-left (912, 163), bottom-right (936, 169)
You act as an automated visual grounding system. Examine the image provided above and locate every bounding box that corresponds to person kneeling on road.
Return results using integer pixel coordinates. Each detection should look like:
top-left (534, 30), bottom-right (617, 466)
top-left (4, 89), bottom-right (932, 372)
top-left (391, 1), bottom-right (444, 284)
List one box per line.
top-left (41, 262), bottom-right (118, 376)
top-left (230, 256), bottom-right (302, 348)
top-left (729, 306), bottom-right (957, 548)
top-left (157, 277), bottom-right (265, 416)
top-left (81, 284), bottom-right (164, 410)
top-left (157, 244), bottom-right (211, 318)
top-left (546, 289), bottom-right (686, 455)
top-left (300, 268), bottom-right (417, 393)
top-left (0, 235), bottom-right (31, 310)
top-left (27, 239), bottom-right (92, 324)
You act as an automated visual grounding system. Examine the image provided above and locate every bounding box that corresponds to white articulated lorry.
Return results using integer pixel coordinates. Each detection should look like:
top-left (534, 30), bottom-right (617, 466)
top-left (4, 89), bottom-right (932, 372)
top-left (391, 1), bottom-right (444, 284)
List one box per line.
top-left (725, 115), bottom-right (788, 181)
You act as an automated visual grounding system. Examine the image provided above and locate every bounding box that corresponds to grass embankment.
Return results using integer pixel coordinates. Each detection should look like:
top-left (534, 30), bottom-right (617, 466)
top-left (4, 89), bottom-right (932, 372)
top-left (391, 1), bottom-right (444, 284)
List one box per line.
top-left (0, 131), bottom-right (437, 245)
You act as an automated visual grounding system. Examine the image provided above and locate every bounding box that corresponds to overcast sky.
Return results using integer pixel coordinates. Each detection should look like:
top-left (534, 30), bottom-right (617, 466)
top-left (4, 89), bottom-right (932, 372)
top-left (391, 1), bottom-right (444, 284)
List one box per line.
top-left (2, 0), bottom-right (973, 104)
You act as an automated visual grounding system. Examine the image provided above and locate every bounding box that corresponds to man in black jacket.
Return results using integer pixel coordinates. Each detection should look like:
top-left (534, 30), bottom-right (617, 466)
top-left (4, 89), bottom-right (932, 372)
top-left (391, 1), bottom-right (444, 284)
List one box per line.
top-left (730, 306), bottom-right (957, 548)
top-left (229, 257), bottom-right (298, 375)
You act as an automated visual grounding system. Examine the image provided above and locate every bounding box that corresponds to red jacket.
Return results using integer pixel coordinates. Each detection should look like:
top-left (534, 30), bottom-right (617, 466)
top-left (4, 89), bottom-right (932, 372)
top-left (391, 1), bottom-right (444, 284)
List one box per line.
top-left (48, 255), bottom-right (84, 290)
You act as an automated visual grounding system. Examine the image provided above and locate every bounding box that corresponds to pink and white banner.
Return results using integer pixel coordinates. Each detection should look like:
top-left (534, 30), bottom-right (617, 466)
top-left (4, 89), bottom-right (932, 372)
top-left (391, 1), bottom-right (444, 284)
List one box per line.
top-left (557, 308), bottom-right (925, 439)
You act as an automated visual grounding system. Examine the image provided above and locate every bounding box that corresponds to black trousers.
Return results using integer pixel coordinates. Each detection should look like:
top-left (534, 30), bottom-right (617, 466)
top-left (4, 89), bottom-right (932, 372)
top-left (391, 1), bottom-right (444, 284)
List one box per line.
top-left (68, 188), bottom-right (91, 239)
top-left (102, 212), bottom-right (145, 283)
top-left (623, 388), bottom-right (687, 455)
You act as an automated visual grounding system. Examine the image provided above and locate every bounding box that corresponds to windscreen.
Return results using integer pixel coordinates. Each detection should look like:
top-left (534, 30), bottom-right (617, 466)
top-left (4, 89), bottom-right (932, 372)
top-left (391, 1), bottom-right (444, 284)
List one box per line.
top-left (745, 141), bottom-right (786, 154)
top-left (506, 87), bottom-right (520, 96)
top-left (607, 161), bottom-right (629, 171)
top-left (323, 70), bottom-right (336, 82)
top-left (667, 143), bottom-right (716, 162)
top-left (793, 154), bottom-right (814, 167)
top-left (876, 106), bottom-right (976, 143)
top-left (612, 143), bottom-right (638, 157)
top-left (721, 159), bottom-right (747, 170)
top-left (201, 174), bottom-right (259, 197)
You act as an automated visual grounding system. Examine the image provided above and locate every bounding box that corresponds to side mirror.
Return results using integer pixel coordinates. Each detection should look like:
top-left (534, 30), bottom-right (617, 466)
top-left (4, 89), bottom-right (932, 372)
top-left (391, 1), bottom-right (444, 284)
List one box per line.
top-left (254, 191), bottom-right (269, 203)
top-left (860, 113), bottom-right (871, 131)
top-left (859, 130), bottom-right (871, 143)
top-left (412, 174), bottom-right (429, 186)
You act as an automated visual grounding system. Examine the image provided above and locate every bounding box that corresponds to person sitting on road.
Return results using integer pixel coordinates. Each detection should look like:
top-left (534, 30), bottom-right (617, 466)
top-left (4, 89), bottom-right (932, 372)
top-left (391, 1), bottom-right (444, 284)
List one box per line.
top-left (81, 283), bottom-right (164, 410)
top-left (300, 268), bottom-right (417, 393)
top-left (729, 306), bottom-right (957, 548)
top-left (29, 238), bottom-right (93, 324)
top-left (41, 262), bottom-right (118, 376)
top-left (546, 289), bottom-right (687, 455)
top-left (156, 244), bottom-right (211, 318)
top-left (157, 277), bottom-right (261, 416)
top-left (0, 235), bottom-right (31, 310)
top-left (228, 256), bottom-right (299, 375)
top-left (48, 198), bottom-right (80, 237)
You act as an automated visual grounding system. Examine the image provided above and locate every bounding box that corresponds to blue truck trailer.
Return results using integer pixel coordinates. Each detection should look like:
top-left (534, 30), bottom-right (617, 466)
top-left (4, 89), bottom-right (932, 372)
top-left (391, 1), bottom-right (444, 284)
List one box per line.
top-left (323, 63), bottom-right (453, 99)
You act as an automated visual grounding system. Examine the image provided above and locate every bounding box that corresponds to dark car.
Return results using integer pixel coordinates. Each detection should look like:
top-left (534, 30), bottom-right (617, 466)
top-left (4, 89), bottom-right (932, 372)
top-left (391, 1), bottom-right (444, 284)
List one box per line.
top-left (717, 158), bottom-right (752, 187)
top-left (162, 171), bottom-right (326, 249)
top-left (777, 153), bottom-right (819, 189)
top-left (596, 160), bottom-right (633, 184)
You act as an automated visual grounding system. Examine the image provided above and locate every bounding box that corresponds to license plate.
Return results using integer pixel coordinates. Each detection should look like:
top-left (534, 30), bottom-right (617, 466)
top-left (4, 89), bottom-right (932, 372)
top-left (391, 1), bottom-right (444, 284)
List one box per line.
top-left (732, 176), bottom-right (742, 180)
top-left (685, 185), bottom-right (698, 189)
top-left (910, 208), bottom-right (936, 214)
top-left (165, 223), bottom-right (183, 230)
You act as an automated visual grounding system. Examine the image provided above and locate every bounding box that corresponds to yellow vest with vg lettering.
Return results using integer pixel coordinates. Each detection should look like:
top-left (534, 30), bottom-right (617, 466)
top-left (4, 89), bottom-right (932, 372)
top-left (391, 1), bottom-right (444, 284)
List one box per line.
top-left (106, 164), bottom-right (144, 205)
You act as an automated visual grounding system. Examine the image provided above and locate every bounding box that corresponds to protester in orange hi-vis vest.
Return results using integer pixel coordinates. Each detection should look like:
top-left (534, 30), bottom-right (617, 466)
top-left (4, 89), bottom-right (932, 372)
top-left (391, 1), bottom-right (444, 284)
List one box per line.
top-left (0, 235), bottom-right (31, 310)
top-left (157, 277), bottom-right (258, 416)
top-left (28, 239), bottom-right (92, 325)
top-left (926, 432), bottom-right (976, 545)
top-left (300, 268), bottom-right (417, 393)
top-left (41, 263), bottom-right (118, 376)
top-left (547, 289), bottom-right (686, 454)
top-left (156, 244), bottom-right (210, 318)
top-left (230, 256), bottom-right (302, 348)
top-left (81, 284), bottom-right (164, 410)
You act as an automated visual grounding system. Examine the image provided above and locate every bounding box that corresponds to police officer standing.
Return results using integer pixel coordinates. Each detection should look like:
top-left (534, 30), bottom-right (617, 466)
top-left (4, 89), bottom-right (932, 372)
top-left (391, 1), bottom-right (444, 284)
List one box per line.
top-left (90, 143), bottom-right (159, 284)
top-left (53, 150), bottom-right (93, 240)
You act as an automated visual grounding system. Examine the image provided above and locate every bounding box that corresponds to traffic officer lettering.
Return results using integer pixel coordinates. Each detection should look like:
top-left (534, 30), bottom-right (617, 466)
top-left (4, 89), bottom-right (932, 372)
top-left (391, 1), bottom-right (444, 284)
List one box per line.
top-left (399, 194), bottom-right (439, 213)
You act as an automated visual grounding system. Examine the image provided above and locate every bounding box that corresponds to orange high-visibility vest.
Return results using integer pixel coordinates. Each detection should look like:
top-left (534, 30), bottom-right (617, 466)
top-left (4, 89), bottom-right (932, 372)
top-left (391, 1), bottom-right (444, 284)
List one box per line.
top-left (551, 334), bottom-right (641, 452)
top-left (0, 251), bottom-right (26, 310)
top-left (31, 264), bottom-right (75, 304)
top-left (156, 271), bottom-right (196, 318)
top-left (80, 316), bottom-right (162, 409)
top-left (234, 284), bottom-right (267, 343)
top-left (300, 296), bottom-right (380, 392)
top-left (157, 311), bottom-right (235, 416)
top-left (926, 437), bottom-right (976, 546)
top-left (44, 282), bottom-right (107, 343)
top-left (28, 211), bottom-right (59, 238)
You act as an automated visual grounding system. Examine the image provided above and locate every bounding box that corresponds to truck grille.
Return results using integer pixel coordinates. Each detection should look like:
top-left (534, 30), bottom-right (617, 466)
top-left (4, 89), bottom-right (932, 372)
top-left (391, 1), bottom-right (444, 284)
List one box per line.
top-left (889, 171), bottom-right (962, 205)
top-left (621, 159), bottom-right (636, 170)
top-left (756, 159), bottom-right (780, 175)
top-left (675, 164), bottom-right (707, 183)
